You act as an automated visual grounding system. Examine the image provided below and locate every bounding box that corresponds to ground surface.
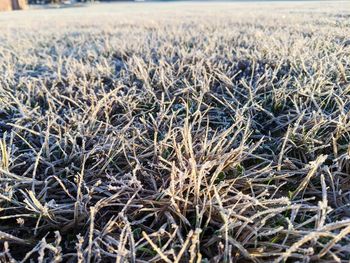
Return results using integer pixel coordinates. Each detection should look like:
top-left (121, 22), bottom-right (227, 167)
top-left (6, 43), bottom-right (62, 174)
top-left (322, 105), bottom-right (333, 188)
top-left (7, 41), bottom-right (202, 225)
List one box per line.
top-left (0, 2), bottom-right (350, 262)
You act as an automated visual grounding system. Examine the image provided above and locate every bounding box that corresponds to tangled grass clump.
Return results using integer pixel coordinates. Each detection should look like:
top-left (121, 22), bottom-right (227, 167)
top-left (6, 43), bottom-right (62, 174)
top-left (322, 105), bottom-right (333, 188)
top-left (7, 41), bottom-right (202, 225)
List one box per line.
top-left (0, 2), bottom-right (350, 262)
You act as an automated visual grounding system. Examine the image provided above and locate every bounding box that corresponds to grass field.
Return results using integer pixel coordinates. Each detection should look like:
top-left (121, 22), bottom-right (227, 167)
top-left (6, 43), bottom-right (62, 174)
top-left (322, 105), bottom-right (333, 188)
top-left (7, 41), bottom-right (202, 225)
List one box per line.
top-left (0, 1), bottom-right (350, 262)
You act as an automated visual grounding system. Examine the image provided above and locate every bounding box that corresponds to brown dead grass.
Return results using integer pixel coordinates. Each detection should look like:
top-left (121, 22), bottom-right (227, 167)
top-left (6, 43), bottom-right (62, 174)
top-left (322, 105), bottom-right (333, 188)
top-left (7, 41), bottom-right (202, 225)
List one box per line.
top-left (0, 0), bottom-right (13, 11)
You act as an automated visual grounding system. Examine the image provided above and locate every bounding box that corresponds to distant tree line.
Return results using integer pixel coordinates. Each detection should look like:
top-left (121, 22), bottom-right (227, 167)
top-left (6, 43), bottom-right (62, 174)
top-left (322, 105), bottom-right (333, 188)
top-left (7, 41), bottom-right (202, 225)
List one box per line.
top-left (27, 0), bottom-right (134, 4)
top-left (28, 0), bottom-right (95, 4)
top-left (0, 0), bottom-right (26, 11)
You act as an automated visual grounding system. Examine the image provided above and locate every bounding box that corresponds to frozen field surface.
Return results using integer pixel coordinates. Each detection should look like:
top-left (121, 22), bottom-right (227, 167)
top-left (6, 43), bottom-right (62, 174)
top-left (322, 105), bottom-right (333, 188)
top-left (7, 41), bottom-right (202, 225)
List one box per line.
top-left (0, 1), bottom-right (350, 262)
